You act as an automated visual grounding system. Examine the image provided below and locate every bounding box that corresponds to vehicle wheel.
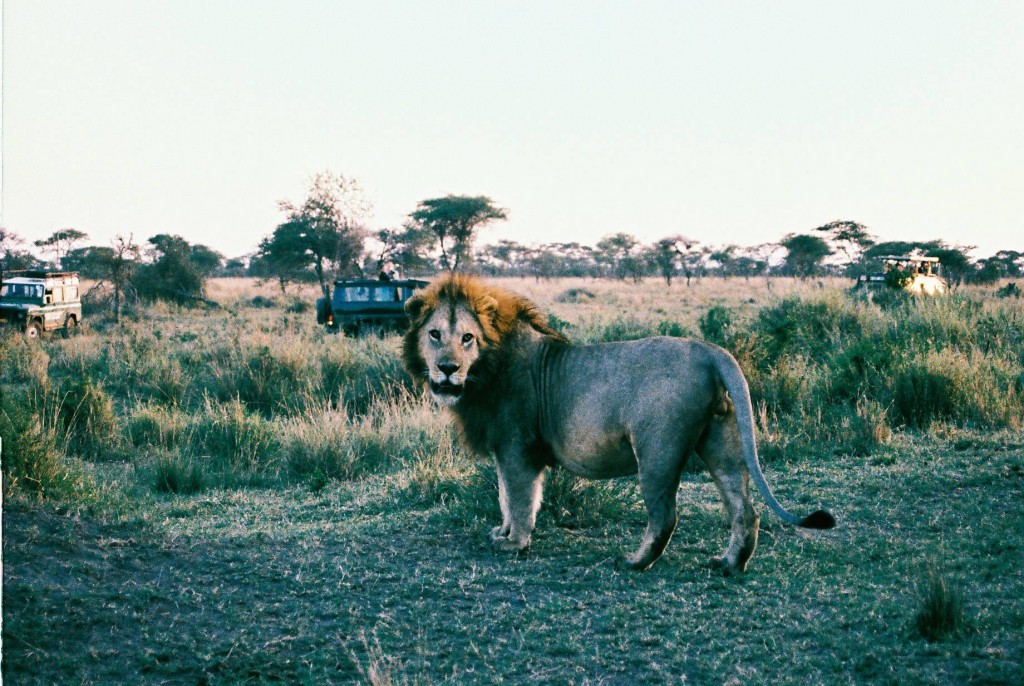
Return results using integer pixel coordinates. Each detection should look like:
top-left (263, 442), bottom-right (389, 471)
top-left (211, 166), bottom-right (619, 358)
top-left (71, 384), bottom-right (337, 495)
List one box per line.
top-left (316, 298), bottom-right (330, 325)
top-left (25, 322), bottom-right (42, 340)
top-left (63, 316), bottom-right (78, 338)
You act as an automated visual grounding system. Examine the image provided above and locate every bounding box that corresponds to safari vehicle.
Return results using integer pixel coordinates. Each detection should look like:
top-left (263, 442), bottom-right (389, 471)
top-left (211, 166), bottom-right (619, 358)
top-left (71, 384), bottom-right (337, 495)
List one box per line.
top-left (0, 270), bottom-right (83, 338)
top-left (316, 278), bottom-right (428, 335)
top-left (855, 255), bottom-right (947, 296)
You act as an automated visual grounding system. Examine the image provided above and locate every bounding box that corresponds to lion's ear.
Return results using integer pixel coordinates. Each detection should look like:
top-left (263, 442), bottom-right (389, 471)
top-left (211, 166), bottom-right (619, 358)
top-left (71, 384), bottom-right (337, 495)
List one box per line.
top-left (405, 294), bottom-right (426, 320)
top-left (477, 295), bottom-right (499, 316)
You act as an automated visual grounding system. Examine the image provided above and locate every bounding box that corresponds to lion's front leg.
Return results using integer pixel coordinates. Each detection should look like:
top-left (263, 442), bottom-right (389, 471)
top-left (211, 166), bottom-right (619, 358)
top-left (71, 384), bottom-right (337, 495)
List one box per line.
top-left (490, 451), bottom-right (545, 553)
top-left (489, 468), bottom-right (512, 543)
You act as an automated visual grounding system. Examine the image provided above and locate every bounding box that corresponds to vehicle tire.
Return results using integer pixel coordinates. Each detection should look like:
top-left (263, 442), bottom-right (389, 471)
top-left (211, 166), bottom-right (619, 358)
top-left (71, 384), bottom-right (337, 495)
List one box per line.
top-left (316, 297), bottom-right (330, 325)
top-left (63, 316), bottom-right (78, 338)
top-left (25, 321), bottom-right (42, 340)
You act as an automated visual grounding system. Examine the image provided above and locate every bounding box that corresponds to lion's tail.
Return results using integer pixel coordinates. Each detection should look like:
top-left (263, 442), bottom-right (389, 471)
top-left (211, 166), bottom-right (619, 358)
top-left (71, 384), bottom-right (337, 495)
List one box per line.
top-left (710, 346), bottom-right (836, 530)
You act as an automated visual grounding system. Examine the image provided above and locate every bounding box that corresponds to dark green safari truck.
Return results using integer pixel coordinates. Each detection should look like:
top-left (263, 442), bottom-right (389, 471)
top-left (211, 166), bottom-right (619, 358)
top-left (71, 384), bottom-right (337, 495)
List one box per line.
top-left (0, 270), bottom-right (83, 338)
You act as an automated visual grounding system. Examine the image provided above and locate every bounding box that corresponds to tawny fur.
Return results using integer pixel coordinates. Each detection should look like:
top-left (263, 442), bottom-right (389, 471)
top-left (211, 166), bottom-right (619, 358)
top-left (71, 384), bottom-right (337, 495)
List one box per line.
top-left (403, 274), bottom-right (834, 573)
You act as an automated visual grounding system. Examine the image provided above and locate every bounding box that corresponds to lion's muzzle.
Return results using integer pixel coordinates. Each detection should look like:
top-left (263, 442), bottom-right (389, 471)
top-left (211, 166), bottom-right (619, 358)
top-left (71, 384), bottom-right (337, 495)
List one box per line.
top-left (429, 380), bottom-right (464, 398)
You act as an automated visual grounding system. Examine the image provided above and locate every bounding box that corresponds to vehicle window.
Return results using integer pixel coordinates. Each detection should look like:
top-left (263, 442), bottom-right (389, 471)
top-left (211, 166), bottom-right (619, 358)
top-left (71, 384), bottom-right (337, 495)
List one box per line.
top-left (0, 284), bottom-right (7, 297)
top-left (65, 286), bottom-right (79, 301)
top-left (343, 286), bottom-right (371, 302)
top-left (373, 286), bottom-right (400, 302)
top-left (3, 284), bottom-right (43, 299)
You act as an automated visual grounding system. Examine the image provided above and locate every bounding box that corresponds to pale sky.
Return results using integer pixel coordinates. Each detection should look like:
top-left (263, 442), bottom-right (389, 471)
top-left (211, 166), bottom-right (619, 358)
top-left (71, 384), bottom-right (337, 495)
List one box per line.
top-left (3, 1), bottom-right (1022, 259)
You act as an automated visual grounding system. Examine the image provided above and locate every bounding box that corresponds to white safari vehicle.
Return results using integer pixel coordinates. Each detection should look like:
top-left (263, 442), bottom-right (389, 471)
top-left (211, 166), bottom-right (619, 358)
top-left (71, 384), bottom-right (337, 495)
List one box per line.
top-left (856, 255), bottom-right (947, 296)
top-left (0, 271), bottom-right (83, 338)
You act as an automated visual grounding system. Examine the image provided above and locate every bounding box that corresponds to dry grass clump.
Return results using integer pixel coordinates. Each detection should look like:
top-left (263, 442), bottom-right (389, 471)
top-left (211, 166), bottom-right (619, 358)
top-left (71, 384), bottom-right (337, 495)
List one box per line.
top-left (0, 384), bottom-right (97, 500)
top-left (151, 448), bottom-right (207, 495)
top-left (281, 392), bottom-right (448, 485)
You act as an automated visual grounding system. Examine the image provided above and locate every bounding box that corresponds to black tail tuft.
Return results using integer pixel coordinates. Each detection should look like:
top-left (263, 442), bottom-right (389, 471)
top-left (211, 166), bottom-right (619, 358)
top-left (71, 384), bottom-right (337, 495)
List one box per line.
top-left (799, 510), bottom-right (836, 529)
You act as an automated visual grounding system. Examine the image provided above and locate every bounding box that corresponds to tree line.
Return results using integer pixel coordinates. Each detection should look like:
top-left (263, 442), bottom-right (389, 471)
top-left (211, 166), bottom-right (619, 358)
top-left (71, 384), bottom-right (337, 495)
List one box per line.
top-left (3, 172), bottom-right (1022, 318)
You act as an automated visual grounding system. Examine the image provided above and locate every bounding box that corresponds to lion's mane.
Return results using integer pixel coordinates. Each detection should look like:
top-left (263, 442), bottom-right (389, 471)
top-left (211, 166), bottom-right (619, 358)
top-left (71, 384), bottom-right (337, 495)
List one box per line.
top-left (402, 274), bottom-right (567, 454)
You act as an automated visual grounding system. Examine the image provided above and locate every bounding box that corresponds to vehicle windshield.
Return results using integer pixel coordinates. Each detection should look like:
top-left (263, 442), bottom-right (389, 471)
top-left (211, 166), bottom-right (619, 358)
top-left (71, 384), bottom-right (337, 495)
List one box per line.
top-left (0, 283), bottom-right (44, 300)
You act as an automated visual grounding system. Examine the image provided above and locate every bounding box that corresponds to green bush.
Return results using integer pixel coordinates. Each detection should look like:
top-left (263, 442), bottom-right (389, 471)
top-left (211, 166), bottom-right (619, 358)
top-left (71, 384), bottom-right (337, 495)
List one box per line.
top-left (887, 349), bottom-right (1021, 429)
top-left (752, 294), bottom-right (870, 365)
top-left (0, 386), bottom-right (95, 500)
top-left (206, 340), bottom-right (317, 416)
top-left (578, 317), bottom-right (691, 344)
top-left (699, 306), bottom-right (734, 348)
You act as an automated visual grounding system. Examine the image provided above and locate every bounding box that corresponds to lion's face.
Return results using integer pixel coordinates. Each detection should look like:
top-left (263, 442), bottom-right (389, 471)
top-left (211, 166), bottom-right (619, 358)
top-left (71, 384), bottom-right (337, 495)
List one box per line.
top-left (414, 300), bottom-right (488, 407)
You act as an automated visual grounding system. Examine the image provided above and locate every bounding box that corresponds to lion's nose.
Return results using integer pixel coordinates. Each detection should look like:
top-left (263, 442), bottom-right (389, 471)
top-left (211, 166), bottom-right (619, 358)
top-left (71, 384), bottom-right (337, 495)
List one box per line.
top-left (438, 362), bottom-right (460, 377)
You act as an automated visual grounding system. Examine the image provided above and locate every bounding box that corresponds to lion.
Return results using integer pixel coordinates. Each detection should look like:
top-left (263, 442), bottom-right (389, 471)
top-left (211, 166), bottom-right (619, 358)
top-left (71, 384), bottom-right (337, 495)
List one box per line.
top-left (403, 274), bottom-right (835, 573)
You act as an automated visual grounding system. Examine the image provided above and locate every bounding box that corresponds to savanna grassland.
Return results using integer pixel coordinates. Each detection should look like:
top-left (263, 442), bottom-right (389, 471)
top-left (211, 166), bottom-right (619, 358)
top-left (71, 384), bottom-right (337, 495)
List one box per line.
top-left (2, 276), bottom-right (1023, 685)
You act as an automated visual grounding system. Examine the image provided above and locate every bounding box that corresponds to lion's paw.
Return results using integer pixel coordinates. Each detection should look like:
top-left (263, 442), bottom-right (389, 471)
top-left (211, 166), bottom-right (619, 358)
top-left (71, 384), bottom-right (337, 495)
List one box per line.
top-left (709, 557), bottom-right (744, 577)
top-left (492, 537), bottom-right (529, 553)
top-left (617, 555), bottom-right (654, 571)
top-left (489, 525), bottom-right (510, 542)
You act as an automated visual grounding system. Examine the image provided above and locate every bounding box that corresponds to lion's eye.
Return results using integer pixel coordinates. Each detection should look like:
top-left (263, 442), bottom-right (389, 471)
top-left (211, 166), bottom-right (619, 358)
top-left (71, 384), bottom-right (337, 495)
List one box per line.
top-left (462, 333), bottom-right (475, 345)
top-left (428, 329), bottom-right (441, 341)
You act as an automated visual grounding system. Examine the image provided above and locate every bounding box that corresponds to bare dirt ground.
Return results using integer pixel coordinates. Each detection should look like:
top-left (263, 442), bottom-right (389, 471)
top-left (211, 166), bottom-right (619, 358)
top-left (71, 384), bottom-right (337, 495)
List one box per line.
top-left (5, 440), bottom-right (1024, 685)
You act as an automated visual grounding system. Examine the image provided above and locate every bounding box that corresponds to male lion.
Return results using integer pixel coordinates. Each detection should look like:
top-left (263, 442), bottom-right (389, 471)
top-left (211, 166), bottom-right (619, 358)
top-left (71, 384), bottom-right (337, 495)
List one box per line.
top-left (403, 274), bottom-right (835, 573)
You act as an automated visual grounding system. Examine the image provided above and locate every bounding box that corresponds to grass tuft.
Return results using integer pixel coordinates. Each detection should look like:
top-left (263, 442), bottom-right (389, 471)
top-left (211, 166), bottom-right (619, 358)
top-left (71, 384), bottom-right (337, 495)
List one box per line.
top-left (914, 566), bottom-right (970, 642)
top-left (151, 449), bottom-right (207, 495)
top-left (0, 385), bottom-right (97, 500)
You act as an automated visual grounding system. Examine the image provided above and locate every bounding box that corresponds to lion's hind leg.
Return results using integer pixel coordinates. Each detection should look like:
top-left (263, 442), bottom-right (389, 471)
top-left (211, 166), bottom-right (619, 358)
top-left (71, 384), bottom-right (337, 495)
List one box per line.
top-left (624, 433), bottom-right (694, 571)
top-left (697, 417), bottom-right (759, 575)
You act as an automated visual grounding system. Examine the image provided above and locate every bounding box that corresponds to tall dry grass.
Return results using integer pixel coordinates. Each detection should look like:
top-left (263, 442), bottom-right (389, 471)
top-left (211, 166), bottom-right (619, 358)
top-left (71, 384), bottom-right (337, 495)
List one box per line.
top-left (3, 276), bottom-right (1022, 502)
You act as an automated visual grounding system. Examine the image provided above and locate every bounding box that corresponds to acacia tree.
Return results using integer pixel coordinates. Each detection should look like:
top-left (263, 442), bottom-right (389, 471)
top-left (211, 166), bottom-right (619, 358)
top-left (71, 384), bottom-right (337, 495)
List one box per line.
top-left (371, 225), bottom-right (435, 277)
top-left (814, 220), bottom-right (876, 275)
top-left (709, 245), bottom-right (738, 277)
top-left (407, 195), bottom-right (507, 271)
top-left (595, 233), bottom-right (645, 281)
top-left (262, 171), bottom-right (372, 297)
top-left (478, 239), bottom-right (531, 276)
top-left (134, 234), bottom-right (222, 304)
top-left (34, 228), bottom-right (90, 269)
top-left (0, 228), bottom-right (42, 273)
top-left (649, 238), bottom-right (680, 285)
top-left (253, 225), bottom-right (312, 292)
top-left (979, 250), bottom-right (1024, 280)
top-left (649, 235), bottom-right (702, 286)
top-left (781, 233), bottom-right (832, 278)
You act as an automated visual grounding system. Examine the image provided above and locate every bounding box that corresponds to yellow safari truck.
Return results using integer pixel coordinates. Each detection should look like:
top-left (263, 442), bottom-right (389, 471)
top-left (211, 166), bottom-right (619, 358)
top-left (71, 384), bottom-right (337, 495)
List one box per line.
top-left (855, 255), bottom-right (947, 296)
top-left (0, 271), bottom-right (83, 338)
